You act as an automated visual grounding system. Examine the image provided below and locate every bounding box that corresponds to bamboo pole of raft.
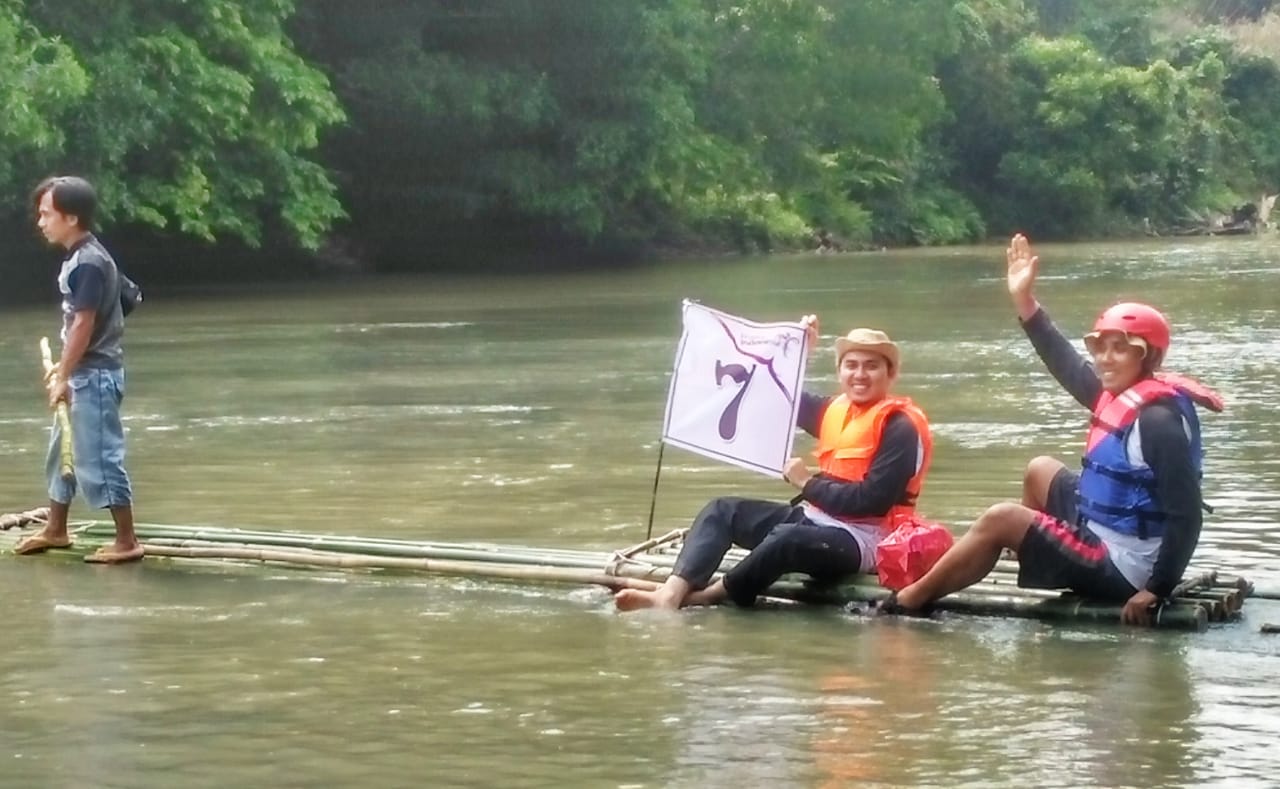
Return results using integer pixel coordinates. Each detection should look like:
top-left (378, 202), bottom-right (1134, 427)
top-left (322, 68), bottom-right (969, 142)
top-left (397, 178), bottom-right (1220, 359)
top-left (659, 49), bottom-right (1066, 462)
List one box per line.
top-left (144, 540), bottom-right (1068, 605)
top-left (982, 566), bottom-right (1240, 620)
top-left (142, 537), bottom-right (682, 585)
top-left (615, 529), bottom-right (687, 560)
top-left (1172, 570), bottom-right (1218, 597)
top-left (79, 524), bottom-right (650, 572)
top-left (764, 579), bottom-right (1210, 631)
top-left (721, 545), bottom-right (1259, 607)
top-left (106, 524), bottom-right (622, 564)
top-left (40, 338), bottom-right (74, 479)
top-left (139, 543), bottom-right (663, 591)
top-left (1178, 596), bottom-right (1225, 620)
top-left (1212, 577), bottom-right (1253, 593)
top-left (145, 537), bottom-right (1075, 603)
top-left (119, 524), bottom-right (614, 562)
top-left (140, 542), bottom-right (1206, 629)
top-left (1220, 580), bottom-right (1280, 602)
top-left (63, 522), bottom-right (1244, 629)
top-left (0, 508), bottom-right (50, 530)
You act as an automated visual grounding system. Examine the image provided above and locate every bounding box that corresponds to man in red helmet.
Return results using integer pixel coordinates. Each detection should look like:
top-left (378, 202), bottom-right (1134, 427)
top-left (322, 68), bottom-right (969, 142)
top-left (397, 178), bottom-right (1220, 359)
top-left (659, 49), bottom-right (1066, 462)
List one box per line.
top-left (888, 234), bottom-right (1222, 625)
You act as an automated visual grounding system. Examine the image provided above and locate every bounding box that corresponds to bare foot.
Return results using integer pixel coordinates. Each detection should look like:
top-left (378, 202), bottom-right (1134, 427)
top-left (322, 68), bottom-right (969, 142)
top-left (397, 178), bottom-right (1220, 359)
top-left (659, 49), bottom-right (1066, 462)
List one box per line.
top-left (84, 543), bottom-right (144, 564)
top-left (893, 587), bottom-right (925, 611)
top-left (13, 528), bottom-right (73, 555)
top-left (877, 590), bottom-right (931, 617)
top-left (614, 588), bottom-right (681, 611)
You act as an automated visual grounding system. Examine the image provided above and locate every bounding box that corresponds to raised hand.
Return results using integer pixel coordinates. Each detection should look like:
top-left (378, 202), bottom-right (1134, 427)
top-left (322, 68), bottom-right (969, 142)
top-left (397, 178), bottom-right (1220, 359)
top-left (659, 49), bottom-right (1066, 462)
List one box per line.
top-left (1006, 233), bottom-right (1040, 319)
top-left (800, 314), bottom-right (819, 356)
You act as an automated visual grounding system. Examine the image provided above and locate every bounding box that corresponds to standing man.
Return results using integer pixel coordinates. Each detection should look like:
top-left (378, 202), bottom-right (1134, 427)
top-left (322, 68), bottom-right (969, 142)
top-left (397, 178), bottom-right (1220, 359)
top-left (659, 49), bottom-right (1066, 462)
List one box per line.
top-left (616, 316), bottom-right (932, 611)
top-left (15, 176), bottom-right (143, 563)
top-left (889, 234), bottom-right (1220, 623)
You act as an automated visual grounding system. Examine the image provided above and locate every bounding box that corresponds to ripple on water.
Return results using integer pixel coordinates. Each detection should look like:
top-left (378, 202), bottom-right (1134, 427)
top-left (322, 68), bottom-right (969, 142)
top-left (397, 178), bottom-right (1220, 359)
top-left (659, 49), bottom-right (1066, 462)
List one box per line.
top-left (332, 321), bottom-right (474, 333)
top-left (53, 603), bottom-right (221, 620)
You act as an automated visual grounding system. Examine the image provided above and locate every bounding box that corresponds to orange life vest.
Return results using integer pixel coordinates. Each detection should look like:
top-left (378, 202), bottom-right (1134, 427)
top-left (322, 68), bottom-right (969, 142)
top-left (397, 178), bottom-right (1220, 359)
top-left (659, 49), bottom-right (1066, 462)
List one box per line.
top-left (813, 395), bottom-right (933, 527)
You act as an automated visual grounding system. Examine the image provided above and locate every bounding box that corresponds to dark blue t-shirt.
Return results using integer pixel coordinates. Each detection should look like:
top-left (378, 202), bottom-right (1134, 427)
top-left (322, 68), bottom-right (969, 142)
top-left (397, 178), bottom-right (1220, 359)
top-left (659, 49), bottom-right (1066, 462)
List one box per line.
top-left (57, 234), bottom-right (124, 370)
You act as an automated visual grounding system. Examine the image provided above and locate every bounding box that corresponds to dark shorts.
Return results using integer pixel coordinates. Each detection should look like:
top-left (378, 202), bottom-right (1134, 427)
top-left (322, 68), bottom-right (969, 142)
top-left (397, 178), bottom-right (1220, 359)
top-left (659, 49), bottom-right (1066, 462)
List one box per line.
top-left (1017, 470), bottom-right (1137, 601)
top-left (1043, 467), bottom-right (1080, 525)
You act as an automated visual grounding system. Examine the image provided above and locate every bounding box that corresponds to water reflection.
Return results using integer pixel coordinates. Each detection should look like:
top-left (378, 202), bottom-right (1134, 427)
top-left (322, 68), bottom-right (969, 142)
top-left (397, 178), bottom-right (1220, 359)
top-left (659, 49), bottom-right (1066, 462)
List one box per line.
top-left (5, 561), bottom-right (152, 786)
top-left (811, 624), bottom-right (939, 787)
top-left (813, 622), bottom-right (1200, 788)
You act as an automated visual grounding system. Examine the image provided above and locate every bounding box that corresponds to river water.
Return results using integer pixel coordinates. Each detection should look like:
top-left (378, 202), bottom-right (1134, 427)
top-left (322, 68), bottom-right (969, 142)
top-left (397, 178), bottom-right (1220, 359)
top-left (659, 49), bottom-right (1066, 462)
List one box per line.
top-left (0, 239), bottom-right (1277, 787)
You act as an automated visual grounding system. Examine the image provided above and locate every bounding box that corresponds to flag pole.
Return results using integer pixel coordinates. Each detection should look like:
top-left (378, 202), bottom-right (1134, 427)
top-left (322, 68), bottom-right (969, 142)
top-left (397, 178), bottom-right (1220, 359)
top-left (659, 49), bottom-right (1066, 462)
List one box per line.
top-left (643, 441), bottom-right (665, 541)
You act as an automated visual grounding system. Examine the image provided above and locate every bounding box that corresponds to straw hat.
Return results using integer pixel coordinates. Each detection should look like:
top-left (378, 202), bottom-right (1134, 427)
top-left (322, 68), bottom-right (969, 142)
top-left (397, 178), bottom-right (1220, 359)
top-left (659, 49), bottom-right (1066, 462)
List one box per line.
top-left (834, 328), bottom-right (899, 370)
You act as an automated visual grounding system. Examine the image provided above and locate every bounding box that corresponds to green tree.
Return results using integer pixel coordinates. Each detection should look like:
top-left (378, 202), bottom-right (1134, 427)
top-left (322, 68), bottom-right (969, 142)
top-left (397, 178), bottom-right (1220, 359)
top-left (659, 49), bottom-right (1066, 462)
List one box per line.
top-left (297, 0), bottom-right (972, 260)
top-left (695, 0), bottom-right (975, 246)
top-left (1175, 35), bottom-right (1280, 195)
top-left (0, 2), bottom-right (87, 207)
top-left (933, 1), bottom-right (1032, 228)
top-left (993, 36), bottom-right (1228, 236)
top-left (5, 0), bottom-right (344, 249)
top-left (296, 1), bottom-right (721, 264)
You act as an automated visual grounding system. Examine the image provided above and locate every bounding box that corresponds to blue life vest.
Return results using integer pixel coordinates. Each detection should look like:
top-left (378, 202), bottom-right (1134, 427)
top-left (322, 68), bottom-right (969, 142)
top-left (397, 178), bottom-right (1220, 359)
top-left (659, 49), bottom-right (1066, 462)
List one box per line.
top-left (1077, 379), bottom-right (1204, 540)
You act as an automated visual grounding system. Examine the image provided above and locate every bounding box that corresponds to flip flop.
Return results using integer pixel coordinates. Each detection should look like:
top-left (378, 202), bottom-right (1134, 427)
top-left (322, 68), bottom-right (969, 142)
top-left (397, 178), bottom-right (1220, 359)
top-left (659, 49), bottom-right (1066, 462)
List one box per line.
top-left (83, 545), bottom-right (145, 564)
top-left (13, 533), bottom-right (73, 555)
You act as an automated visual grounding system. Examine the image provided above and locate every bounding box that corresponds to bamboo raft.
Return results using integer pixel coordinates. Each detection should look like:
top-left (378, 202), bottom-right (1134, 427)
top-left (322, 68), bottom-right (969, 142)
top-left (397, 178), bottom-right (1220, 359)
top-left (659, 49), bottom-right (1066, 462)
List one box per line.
top-left (0, 509), bottom-right (1266, 632)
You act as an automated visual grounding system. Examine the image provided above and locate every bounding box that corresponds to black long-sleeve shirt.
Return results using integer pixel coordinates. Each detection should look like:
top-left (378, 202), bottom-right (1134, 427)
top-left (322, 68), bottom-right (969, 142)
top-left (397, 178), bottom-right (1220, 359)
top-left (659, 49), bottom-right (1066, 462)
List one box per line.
top-left (793, 392), bottom-right (921, 519)
top-left (1022, 308), bottom-right (1202, 597)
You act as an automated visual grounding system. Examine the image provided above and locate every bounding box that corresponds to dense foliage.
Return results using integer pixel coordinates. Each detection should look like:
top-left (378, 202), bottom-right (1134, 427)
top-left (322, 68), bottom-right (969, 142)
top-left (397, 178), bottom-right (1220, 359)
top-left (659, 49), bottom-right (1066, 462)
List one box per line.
top-left (1, 0), bottom-right (342, 250)
top-left (2, 0), bottom-right (1279, 274)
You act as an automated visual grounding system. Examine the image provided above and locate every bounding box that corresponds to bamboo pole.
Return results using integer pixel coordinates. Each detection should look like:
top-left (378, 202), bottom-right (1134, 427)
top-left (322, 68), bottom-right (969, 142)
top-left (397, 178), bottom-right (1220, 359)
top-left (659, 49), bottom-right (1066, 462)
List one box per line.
top-left (1178, 595), bottom-right (1226, 621)
top-left (1238, 584), bottom-right (1280, 601)
top-left (40, 338), bottom-right (74, 479)
top-left (137, 537), bottom-right (1094, 614)
top-left (1172, 570), bottom-right (1218, 598)
top-left (764, 578), bottom-right (1210, 631)
top-left (0, 508), bottom-right (50, 530)
top-left (615, 528), bottom-right (687, 560)
top-left (773, 572), bottom-right (1064, 602)
top-left (64, 521), bottom-right (1245, 630)
top-left (607, 529), bottom-right (690, 576)
top-left (1207, 577), bottom-right (1280, 602)
top-left (140, 543), bottom-right (663, 591)
top-left (987, 565), bottom-right (1240, 620)
top-left (643, 441), bottom-right (666, 541)
top-left (79, 521), bottom-right (591, 556)
top-left (123, 525), bottom-right (1225, 603)
top-left (140, 537), bottom-right (680, 586)
top-left (80, 524), bottom-right (636, 571)
top-left (1215, 577), bottom-right (1254, 594)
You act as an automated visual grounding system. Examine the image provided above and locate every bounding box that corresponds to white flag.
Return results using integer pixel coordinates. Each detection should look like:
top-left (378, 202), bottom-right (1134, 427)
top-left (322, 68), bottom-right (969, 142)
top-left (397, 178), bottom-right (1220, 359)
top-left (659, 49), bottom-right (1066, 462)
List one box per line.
top-left (662, 300), bottom-right (808, 477)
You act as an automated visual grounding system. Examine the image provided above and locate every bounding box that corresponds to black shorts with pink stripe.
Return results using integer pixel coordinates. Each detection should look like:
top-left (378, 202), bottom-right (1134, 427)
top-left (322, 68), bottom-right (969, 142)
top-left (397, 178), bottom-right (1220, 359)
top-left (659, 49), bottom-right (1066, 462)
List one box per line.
top-left (1015, 469), bottom-right (1138, 601)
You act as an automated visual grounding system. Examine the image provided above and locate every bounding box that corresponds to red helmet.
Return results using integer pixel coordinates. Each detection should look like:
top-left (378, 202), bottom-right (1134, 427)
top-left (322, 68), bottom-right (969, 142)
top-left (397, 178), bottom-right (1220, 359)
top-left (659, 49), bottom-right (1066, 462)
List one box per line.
top-left (1089, 302), bottom-right (1171, 351)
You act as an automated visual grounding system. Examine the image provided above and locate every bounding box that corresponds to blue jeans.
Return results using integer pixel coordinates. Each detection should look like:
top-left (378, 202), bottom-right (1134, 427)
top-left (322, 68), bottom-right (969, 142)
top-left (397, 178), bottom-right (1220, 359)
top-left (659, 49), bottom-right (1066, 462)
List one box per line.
top-left (47, 367), bottom-right (133, 509)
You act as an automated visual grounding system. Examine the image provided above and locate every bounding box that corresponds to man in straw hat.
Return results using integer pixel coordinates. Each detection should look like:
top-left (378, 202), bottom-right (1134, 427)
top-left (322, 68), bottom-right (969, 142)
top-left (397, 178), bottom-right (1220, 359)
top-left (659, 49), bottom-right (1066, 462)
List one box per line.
top-left (887, 234), bottom-right (1222, 624)
top-left (616, 316), bottom-right (933, 611)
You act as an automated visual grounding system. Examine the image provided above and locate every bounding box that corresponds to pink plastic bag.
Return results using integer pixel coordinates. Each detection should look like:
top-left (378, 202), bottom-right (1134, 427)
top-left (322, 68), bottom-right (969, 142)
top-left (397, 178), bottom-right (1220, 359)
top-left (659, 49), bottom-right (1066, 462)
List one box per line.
top-left (875, 516), bottom-right (955, 590)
